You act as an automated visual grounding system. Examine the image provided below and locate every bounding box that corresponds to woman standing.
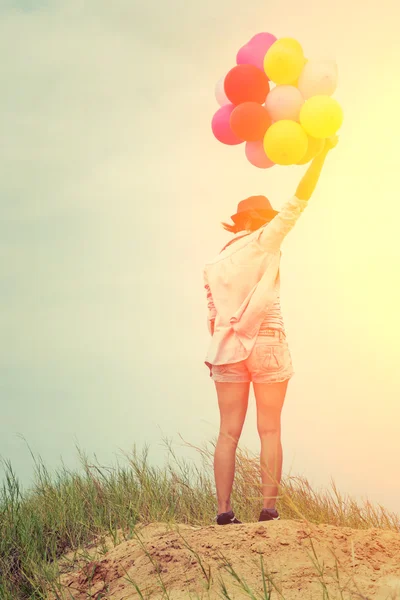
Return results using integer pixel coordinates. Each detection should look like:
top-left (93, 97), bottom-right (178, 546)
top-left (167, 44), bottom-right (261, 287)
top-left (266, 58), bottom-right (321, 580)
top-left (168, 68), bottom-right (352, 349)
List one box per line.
top-left (203, 136), bottom-right (339, 525)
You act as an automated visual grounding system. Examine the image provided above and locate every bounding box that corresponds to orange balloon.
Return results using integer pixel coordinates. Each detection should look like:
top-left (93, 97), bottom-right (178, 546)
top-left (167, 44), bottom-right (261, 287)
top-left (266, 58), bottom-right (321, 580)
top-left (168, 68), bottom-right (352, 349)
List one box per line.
top-left (224, 64), bottom-right (270, 105)
top-left (230, 102), bottom-right (272, 141)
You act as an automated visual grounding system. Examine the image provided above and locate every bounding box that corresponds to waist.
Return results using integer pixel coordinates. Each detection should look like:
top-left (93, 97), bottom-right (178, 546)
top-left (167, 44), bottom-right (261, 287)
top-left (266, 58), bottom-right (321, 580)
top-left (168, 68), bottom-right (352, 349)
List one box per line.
top-left (257, 326), bottom-right (286, 340)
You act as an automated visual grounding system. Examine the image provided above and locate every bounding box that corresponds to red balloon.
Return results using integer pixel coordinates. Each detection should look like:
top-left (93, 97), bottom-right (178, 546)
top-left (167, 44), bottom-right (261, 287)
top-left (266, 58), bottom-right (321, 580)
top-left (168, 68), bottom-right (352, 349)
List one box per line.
top-left (224, 64), bottom-right (270, 105)
top-left (230, 102), bottom-right (272, 142)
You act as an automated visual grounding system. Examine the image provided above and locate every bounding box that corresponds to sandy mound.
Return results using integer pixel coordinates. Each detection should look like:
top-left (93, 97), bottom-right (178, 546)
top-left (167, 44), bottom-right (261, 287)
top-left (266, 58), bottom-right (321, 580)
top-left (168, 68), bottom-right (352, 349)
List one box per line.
top-left (49, 518), bottom-right (400, 599)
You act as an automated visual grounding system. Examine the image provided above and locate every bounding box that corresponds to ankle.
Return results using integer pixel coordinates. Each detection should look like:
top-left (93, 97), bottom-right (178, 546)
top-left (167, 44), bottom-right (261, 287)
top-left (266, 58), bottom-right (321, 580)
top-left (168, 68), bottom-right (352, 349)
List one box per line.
top-left (218, 506), bottom-right (233, 515)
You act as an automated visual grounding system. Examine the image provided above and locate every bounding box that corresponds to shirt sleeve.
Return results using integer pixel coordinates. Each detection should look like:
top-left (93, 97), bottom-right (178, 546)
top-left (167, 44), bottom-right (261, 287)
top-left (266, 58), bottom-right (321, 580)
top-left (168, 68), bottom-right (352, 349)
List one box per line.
top-left (203, 269), bottom-right (217, 332)
top-left (257, 195), bottom-right (309, 252)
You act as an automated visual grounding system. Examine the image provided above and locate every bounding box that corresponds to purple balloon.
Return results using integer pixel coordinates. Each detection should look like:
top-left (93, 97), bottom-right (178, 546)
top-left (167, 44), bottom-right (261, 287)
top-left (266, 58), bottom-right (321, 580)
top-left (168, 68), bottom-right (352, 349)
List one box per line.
top-left (211, 104), bottom-right (243, 146)
top-left (237, 32), bottom-right (278, 72)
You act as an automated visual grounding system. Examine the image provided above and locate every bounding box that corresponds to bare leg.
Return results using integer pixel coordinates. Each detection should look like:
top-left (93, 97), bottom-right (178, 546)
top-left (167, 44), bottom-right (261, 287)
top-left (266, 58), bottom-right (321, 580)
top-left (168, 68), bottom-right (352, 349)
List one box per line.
top-left (253, 379), bottom-right (289, 509)
top-left (213, 381), bottom-right (250, 514)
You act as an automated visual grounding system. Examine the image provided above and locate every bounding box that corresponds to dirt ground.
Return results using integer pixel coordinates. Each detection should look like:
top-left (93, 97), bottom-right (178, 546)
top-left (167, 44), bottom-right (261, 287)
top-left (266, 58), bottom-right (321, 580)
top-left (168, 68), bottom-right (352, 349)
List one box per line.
top-left (48, 518), bottom-right (400, 600)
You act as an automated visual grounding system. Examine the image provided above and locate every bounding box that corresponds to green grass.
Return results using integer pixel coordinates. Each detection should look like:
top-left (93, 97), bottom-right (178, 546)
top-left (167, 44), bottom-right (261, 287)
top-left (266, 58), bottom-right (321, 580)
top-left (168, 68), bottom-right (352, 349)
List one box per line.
top-left (0, 433), bottom-right (399, 600)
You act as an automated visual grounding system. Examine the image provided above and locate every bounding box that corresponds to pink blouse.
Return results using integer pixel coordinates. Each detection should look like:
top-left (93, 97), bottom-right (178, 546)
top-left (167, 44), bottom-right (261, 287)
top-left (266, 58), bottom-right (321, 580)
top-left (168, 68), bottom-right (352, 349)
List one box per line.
top-left (203, 195), bottom-right (308, 371)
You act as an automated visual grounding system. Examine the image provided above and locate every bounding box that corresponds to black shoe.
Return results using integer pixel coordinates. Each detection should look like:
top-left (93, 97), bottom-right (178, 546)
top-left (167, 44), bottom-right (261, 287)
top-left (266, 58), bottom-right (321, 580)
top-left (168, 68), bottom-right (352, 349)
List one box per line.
top-left (258, 508), bottom-right (280, 522)
top-left (216, 510), bottom-right (242, 525)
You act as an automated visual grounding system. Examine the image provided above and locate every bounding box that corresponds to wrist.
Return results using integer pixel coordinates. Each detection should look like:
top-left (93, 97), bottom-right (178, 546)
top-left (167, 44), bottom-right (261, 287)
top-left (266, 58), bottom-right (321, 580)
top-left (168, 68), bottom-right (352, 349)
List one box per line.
top-left (311, 148), bottom-right (329, 165)
top-left (318, 145), bottom-right (329, 157)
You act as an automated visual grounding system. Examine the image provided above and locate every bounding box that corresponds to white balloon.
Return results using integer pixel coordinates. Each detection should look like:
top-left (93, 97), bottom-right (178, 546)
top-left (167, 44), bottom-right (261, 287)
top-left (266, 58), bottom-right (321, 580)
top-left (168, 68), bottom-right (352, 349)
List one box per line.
top-left (297, 59), bottom-right (338, 99)
top-left (215, 75), bottom-right (230, 106)
top-left (265, 85), bottom-right (304, 122)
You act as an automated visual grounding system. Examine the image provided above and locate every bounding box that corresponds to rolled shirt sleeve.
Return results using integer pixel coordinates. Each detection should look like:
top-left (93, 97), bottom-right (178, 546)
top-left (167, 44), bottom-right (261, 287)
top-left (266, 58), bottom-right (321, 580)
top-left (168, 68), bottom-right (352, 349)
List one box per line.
top-left (257, 195), bottom-right (309, 252)
top-left (203, 269), bottom-right (217, 333)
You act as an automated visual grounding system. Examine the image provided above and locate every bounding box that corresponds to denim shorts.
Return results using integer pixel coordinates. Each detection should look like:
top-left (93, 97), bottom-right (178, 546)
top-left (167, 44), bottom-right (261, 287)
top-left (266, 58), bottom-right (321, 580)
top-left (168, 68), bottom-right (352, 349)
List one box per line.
top-left (211, 328), bottom-right (294, 384)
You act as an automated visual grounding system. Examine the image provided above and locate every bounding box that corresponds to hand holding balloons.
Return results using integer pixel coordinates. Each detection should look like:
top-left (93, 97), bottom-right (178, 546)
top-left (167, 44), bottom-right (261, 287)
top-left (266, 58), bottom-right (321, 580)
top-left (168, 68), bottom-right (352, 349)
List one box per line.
top-left (324, 135), bottom-right (339, 151)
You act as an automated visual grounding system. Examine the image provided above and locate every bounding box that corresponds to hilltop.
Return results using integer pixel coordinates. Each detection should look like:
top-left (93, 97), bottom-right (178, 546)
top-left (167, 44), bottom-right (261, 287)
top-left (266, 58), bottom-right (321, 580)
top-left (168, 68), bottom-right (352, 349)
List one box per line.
top-left (48, 518), bottom-right (400, 599)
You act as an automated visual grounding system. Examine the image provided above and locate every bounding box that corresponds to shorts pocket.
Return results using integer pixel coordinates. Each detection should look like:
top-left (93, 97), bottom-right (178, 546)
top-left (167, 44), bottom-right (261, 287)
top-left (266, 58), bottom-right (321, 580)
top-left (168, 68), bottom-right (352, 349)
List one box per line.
top-left (212, 364), bottom-right (229, 375)
top-left (254, 343), bottom-right (286, 372)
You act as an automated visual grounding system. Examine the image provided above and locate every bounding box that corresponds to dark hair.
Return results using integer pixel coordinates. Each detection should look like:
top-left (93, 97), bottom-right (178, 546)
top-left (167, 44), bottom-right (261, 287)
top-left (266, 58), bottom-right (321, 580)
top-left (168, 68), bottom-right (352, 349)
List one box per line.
top-left (221, 209), bottom-right (272, 234)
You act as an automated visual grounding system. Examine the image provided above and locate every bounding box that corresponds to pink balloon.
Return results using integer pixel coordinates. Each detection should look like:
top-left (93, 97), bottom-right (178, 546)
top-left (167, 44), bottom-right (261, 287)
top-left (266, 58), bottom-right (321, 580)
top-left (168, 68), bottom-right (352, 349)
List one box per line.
top-left (237, 32), bottom-right (277, 72)
top-left (212, 104), bottom-right (243, 146)
top-left (215, 75), bottom-right (230, 106)
top-left (265, 85), bottom-right (305, 122)
top-left (249, 32), bottom-right (276, 44)
top-left (245, 140), bottom-right (275, 169)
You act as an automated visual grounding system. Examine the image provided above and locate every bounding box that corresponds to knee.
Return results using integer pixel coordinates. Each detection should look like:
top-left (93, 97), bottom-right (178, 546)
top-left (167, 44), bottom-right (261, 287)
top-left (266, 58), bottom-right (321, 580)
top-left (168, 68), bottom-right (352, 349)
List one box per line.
top-left (219, 429), bottom-right (241, 446)
top-left (257, 421), bottom-right (281, 438)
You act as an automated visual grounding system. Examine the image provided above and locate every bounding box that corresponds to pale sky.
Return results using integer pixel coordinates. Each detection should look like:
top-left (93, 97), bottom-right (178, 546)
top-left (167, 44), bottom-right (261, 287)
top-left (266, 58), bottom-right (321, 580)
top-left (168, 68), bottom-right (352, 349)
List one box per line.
top-left (1, 0), bottom-right (400, 515)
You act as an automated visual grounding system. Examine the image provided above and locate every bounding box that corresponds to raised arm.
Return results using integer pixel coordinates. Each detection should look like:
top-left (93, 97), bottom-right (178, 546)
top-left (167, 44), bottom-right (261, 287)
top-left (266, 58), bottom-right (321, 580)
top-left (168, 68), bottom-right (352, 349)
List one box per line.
top-left (258, 135), bottom-right (339, 251)
top-left (295, 135), bottom-right (338, 200)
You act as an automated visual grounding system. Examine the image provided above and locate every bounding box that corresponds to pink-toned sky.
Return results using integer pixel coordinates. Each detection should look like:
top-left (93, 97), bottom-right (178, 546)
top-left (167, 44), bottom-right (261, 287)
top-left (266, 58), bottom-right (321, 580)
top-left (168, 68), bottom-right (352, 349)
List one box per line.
top-left (1, 0), bottom-right (399, 515)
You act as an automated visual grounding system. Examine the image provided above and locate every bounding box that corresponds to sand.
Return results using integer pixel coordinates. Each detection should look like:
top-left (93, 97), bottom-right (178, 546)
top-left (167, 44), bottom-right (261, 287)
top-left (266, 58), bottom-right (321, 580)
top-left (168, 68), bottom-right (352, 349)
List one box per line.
top-left (48, 518), bottom-right (400, 599)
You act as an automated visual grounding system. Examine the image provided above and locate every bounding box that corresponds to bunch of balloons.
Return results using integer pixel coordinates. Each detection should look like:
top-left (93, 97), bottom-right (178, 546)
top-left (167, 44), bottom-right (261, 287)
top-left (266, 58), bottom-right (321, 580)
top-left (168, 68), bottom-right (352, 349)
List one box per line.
top-left (211, 33), bottom-right (343, 168)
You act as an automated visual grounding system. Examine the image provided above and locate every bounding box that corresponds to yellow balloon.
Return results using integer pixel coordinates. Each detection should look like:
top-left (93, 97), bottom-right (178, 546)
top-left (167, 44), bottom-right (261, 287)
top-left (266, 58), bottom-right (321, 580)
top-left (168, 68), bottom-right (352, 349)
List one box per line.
top-left (264, 120), bottom-right (308, 165)
top-left (300, 95), bottom-right (343, 139)
top-left (287, 57), bottom-right (308, 86)
top-left (264, 38), bottom-right (305, 85)
top-left (296, 135), bottom-right (325, 164)
top-left (288, 76), bottom-right (300, 87)
top-left (274, 37), bottom-right (303, 54)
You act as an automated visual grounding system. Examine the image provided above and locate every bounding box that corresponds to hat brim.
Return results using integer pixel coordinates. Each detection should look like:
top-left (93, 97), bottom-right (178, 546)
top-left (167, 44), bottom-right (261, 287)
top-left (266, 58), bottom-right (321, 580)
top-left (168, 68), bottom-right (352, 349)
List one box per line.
top-left (231, 208), bottom-right (279, 224)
